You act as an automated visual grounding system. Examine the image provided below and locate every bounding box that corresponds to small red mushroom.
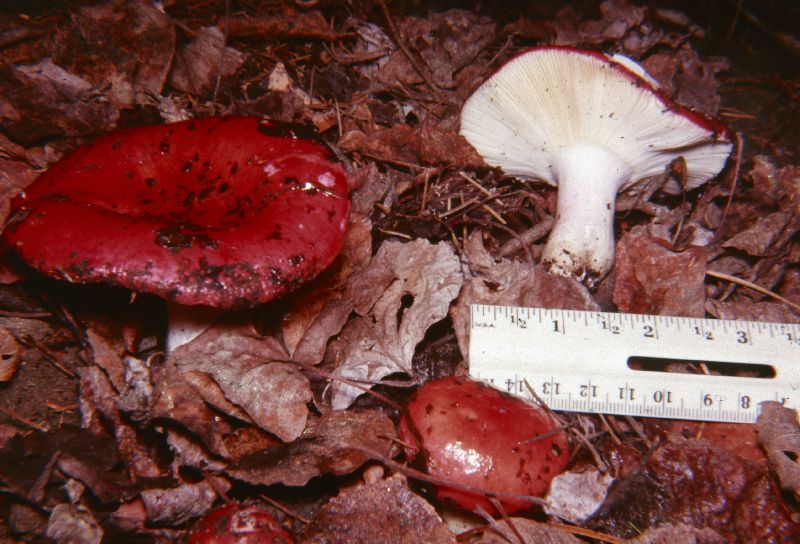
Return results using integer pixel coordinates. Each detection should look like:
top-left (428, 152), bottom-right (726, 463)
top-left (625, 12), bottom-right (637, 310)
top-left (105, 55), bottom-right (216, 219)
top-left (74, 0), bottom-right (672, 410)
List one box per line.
top-left (399, 376), bottom-right (570, 515)
top-left (188, 503), bottom-right (294, 544)
top-left (2, 116), bottom-right (349, 349)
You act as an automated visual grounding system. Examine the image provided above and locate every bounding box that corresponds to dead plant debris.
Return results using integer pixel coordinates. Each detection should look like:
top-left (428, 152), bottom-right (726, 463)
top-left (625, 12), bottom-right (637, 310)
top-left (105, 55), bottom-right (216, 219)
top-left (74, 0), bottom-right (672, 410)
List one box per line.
top-left (0, 0), bottom-right (799, 542)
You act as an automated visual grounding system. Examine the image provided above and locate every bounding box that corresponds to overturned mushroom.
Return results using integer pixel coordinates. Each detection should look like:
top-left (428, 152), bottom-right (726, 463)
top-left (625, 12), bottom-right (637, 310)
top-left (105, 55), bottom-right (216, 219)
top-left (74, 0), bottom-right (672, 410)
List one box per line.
top-left (2, 116), bottom-right (349, 350)
top-left (460, 46), bottom-right (733, 285)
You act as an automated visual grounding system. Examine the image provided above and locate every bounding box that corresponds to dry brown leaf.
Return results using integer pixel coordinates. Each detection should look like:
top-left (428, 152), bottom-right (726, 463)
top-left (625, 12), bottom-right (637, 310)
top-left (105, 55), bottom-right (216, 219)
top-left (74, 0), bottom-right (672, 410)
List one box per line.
top-left (0, 326), bottom-right (20, 382)
top-left (49, 0), bottom-right (175, 108)
top-left (613, 226), bottom-right (707, 317)
top-left (0, 135), bottom-right (43, 225)
top-left (755, 401), bottom-right (800, 501)
top-left (0, 60), bottom-right (119, 144)
top-left (723, 212), bottom-right (798, 256)
top-left (545, 469), bottom-right (614, 524)
top-left (590, 435), bottom-right (798, 541)
top-left (85, 329), bottom-right (125, 391)
top-left (338, 123), bottom-right (485, 169)
top-left (328, 239), bottom-right (462, 409)
top-left (452, 233), bottom-right (598, 358)
top-left (475, 517), bottom-right (582, 543)
top-left (299, 474), bottom-right (455, 544)
top-left (283, 213), bottom-right (373, 365)
top-left (45, 503), bottom-right (103, 544)
top-left (373, 9), bottom-right (495, 90)
top-left (551, 0), bottom-right (645, 46)
top-left (79, 365), bottom-right (165, 479)
top-left (226, 409), bottom-right (396, 488)
top-left (746, 156), bottom-right (800, 211)
top-left (161, 323), bottom-right (309, 442)
top-left (139, 479), bottom-right (222, 526)
top-left (150, 374), bottom-right (235, 458)
top-left (226, 11), bottom-right (339, 41)
top-left (625, 524), bottom-right (725, 544)
top-left (705, 300), bottom-right (799, 323)
top-left (168, 26), bottom-right (246, 95)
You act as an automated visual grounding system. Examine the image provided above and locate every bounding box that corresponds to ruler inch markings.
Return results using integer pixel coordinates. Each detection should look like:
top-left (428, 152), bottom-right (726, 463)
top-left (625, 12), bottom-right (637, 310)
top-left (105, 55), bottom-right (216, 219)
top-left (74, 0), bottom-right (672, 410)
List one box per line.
top-left (469, 304), bottom-right (800, 423)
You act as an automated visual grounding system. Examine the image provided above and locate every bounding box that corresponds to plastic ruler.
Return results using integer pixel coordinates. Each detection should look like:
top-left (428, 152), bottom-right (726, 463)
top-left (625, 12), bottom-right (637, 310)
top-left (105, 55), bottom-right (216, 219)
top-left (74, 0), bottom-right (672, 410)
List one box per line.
top-left (469, 304), bottom-right (800, 423)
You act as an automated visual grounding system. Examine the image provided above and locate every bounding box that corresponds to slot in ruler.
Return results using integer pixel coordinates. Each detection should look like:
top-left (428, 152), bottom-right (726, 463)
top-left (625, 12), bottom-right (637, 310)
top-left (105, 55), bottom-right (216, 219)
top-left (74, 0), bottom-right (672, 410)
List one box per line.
top-left (468, 304), bottom-right (800, 423)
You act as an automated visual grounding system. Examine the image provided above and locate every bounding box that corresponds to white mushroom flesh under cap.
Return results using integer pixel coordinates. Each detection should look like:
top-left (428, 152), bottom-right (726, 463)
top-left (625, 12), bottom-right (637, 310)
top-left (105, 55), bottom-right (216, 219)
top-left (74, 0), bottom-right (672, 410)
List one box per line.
top-left (460, 46), bottom-right (733, 285)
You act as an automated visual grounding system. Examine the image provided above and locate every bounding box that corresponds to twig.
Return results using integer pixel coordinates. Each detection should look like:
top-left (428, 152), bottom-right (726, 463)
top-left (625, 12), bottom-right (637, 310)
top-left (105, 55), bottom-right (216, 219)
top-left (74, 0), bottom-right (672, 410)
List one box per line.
top-left (211, 0), bottom-right (231, 107)
top-left (23, 336), bottom-right (77, 379)
top-left (499, 216), bottom-right (554, 257)
top-left (378, 0), bottom-right (443, 95)
top-left (290, 360), bottom-right (405, 412)
top-left (546, 522), bottom-right (624, 544)
top-left (720, 131), bottom-right (744, 227)
top-left (623, 415), bottom-right (652, 449)
top-left (259, 493), bottom-right (311, 524)
top-left (0, 309), bottom-right (52, 318)
top-left (377, 228), bottom-right (413, 240)
top-left (706, 269), bottom-right (800, 312)
top-left (0, 406), bottom-right (49, 432)
top-left (355, 446), bottom-right (549, 507)
top-left (481, 502), bottom-right (525, 544)
top-left (458, 171), bottom-right (494, 198)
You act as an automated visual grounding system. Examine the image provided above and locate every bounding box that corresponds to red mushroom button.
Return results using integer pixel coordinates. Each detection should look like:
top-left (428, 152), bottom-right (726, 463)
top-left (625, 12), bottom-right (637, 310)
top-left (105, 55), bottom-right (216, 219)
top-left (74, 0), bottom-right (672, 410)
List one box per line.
top-left (399, 376), bottom-right (570, 515)
top-left (3, 116), bottom-right (349, 331)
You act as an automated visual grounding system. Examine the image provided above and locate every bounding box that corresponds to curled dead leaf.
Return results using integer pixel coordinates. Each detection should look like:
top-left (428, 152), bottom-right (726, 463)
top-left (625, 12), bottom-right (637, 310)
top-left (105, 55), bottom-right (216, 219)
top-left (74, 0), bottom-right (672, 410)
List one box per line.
top-left (0, 327), bottom-right (20, 382)
top-left (299, 474), bottom-right (455, 544)
top-left (613, 226), bottom-right (707, 317)
top-left (755, 401), bottom-right (800, 501)
top-left (328, 239), bottom-right (463, 409)
top-left (226, 409), bottom-right (397, 488)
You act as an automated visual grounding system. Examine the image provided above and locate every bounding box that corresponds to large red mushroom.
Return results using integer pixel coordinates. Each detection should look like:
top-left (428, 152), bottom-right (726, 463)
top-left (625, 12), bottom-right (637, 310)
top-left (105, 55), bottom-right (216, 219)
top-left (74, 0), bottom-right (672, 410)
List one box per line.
top-left (2, 116), bottom-right (349, 349)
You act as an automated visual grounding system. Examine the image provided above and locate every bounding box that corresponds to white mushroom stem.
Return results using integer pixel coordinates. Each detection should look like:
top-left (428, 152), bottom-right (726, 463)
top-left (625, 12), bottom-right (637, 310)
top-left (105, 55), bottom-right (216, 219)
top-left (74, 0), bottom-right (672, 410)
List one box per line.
top-left (165, 302), bottom-right (225, 353)
top-left (541, 144), bottom-right (632, 285)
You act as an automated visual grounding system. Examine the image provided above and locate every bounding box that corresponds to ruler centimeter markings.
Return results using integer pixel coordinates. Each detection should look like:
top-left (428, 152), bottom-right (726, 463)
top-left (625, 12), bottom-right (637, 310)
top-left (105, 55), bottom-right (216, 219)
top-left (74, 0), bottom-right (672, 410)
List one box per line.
top-left (468, 304), bottom-right (800, 423)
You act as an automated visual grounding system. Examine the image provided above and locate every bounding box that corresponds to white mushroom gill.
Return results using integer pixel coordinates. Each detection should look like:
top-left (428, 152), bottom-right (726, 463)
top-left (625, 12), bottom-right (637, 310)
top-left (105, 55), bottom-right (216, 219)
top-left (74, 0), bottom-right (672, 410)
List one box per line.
top-left (460, 46), bottom-right (733, 285)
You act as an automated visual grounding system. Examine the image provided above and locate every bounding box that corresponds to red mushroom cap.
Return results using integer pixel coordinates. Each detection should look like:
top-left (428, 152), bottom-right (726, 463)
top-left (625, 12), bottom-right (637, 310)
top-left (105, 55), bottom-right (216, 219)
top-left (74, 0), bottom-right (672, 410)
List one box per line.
top-left (399, 376), bottom-right (570, 515)
top-left (188, 503), bottom-right (294, 544)
top-left (2, 116), bottom-right (349, 309)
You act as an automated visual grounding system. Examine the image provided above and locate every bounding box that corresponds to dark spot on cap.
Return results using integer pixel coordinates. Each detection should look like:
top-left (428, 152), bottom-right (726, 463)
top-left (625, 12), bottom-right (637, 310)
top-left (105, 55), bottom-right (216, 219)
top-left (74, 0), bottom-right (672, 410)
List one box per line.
top-left (159, 138), bottom-right (170, 154)
top-left (197, 187), bottom-right (213, 201)
top-left (182, 161), bottom-right (192, 173)
top-left (145, 177), bottom-right (157, 187)
top-left (268, 267), bottom-right (285, 286)
top-left (155, 223), bottom-right (219, 254)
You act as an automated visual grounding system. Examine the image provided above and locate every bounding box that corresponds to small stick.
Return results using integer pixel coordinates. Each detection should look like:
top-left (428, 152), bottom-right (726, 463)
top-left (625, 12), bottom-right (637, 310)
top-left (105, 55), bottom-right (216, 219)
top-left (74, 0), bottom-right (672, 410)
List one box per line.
top-left (24, 336), bottom-right (77, 379)
top-left (0, 406), bottom-right (49, 432)
top-left (458, 171), bottom-right (494, 198)
top-left (720, 131), bottom-right (744, 226)
top-left (378, 0), bottom-right (442, 95)
top-left (706, 269), bottom-right (800, 312)
top-left (259, 493), bottom-right (311, 524)
top-left (0, 310), bottom-right (52, 318)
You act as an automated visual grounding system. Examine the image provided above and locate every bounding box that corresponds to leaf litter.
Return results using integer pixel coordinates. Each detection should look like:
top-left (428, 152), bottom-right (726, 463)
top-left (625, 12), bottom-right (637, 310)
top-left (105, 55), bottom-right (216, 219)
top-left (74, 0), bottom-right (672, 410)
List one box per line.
top-left (0, 0), bottom-right (799, 542)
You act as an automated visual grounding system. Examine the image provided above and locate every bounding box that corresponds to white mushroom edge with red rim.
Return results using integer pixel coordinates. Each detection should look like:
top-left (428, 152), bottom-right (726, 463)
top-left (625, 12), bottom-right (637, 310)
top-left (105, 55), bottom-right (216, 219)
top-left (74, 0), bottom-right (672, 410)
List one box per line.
top-left (459, 46), bottom-right (734, 285)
